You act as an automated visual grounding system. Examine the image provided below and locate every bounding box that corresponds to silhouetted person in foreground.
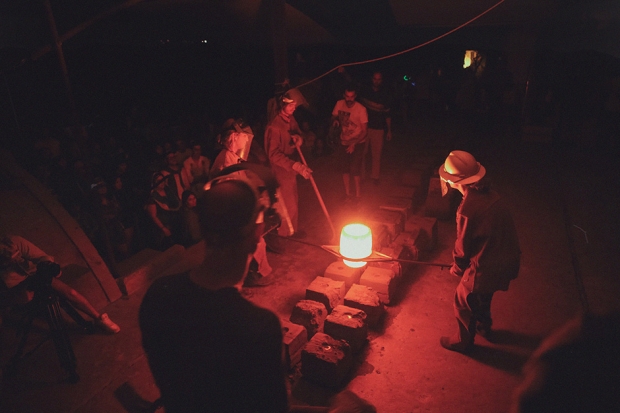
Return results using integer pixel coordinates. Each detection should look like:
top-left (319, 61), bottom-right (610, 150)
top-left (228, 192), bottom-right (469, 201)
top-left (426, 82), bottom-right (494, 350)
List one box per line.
top-left (438, 150), bottom-right (521, 353)
top-left (510, 311), bottom-right (620, 413)
top-left (139, 166), bottom-right (288, 413)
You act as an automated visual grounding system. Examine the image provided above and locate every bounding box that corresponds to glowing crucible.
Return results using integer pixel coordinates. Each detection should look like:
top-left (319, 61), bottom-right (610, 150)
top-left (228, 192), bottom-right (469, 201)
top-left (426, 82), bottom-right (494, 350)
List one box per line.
top-left (340, 223), bottom-right (372, 268)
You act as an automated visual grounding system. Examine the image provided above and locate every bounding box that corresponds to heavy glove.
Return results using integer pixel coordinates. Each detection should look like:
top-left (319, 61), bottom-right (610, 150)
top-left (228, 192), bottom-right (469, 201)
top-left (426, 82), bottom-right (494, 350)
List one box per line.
top-left (292, 162), bottom-right (312, 179)
top-left (450, 262), bottom-right (464, 278)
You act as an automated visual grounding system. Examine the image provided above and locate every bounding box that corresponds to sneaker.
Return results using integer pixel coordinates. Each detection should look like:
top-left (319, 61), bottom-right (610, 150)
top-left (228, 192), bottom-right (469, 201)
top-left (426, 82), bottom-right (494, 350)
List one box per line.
top-left (97, 313), bottom-right (120, 334)
top-left (243, 271), bottom-right (275, 287)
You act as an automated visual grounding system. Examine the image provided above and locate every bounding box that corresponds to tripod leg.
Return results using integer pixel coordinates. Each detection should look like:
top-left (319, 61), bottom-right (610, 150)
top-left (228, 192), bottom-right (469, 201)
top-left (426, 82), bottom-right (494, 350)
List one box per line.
top-left (4, 311), bottom-right (37, 378)
top-left (44, 299), bottom-right (79, 383)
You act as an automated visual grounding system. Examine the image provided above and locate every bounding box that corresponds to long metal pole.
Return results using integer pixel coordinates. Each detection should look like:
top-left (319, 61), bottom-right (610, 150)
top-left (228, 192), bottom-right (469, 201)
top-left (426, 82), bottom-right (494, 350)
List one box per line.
top-left (295, 145), bottom-right (337, 241)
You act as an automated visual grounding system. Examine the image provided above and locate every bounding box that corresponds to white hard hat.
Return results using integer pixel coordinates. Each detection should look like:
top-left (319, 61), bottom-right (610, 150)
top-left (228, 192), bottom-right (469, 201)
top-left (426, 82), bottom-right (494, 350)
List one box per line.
top-left (438, 150), bottom-right (486, 185)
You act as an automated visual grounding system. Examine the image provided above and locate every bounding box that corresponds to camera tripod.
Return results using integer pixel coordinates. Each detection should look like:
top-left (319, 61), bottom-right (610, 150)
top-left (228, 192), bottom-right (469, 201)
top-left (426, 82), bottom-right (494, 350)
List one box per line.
top-left (4, 287), bottom-right (93, 383)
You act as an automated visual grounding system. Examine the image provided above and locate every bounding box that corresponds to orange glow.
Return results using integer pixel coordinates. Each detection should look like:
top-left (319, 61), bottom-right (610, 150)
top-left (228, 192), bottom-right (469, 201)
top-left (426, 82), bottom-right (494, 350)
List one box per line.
top-left (340, 224), bottom-right (372, 268)
top-left (463, 50), bottom-right (477, 69)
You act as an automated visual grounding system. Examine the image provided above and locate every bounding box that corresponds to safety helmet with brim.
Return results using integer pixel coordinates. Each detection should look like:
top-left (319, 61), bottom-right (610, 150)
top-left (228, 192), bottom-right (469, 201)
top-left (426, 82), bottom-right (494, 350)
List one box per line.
top-left (438, 150), bottom-right (486, 196)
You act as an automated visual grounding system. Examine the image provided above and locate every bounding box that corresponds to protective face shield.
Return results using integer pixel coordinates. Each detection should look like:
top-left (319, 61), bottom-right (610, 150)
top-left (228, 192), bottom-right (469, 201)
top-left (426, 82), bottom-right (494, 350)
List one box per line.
top-left (440, 178), bottom-right (451, 197)
top-left (232, 119), bottom-right (254, 161)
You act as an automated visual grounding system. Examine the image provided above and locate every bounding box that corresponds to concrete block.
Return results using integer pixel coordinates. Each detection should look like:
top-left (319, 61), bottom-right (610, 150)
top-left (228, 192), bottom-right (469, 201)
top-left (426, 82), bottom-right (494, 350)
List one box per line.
top-left (405, 215), bottom-right (438, 251)
top-left (379, 197), bottom-right (412, 221)
top-left (368, 259), bottom-right (403, 279)
top-left (371, 225), bottom-right (392, 250)
top-left (323, 261), bottom-right (362, 290)
top-left (306, 277), bottom-right (345, 313)
top-left (424, 176), bottom-right (453, 220)
top-left (324, 305), bottom-right (368, 353)
top-left (360, 265), bottom-right (399, 305)
top-left (365, 209), bottom-right (404, 240)
top-left (290, 300), bottom-right (328, 339)
top-left (370, 247), bottom-right (402, 278)
top-left (344, 284), bottom-right (384, 327)
top-left (301, 332), bottom-right (353, 388)
top-left (281, 319), bottom-right (308, 370)
top-left (390, 232), bottom-right (421, 269)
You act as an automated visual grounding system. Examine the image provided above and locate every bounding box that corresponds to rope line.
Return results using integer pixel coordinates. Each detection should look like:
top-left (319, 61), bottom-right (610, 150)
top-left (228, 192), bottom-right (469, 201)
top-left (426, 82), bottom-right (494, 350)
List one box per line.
top-left (295, 0), bottom-right (506, 90)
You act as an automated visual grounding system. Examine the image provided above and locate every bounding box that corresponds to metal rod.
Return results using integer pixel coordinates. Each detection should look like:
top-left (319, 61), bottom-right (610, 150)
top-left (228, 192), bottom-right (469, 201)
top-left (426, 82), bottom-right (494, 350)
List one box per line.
top-left (280, 236), bottom-right (452, 269)
top-left (295, 145), bottom-right (337, 241)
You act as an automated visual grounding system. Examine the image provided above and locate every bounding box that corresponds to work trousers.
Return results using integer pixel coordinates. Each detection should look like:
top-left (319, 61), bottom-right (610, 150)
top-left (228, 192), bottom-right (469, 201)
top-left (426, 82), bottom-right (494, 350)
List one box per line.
top-left (253, 237), bottom-right (272, 276)
top-left (453, 281), bottom-right (494, 345)
top-left (363, 128), bottom-right (385, 180)
top-left (273, 169), bottom-right (298, 237)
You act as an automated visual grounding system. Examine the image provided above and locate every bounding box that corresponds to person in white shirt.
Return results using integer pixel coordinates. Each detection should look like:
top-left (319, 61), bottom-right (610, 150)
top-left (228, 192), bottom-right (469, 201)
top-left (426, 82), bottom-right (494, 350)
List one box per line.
top-left (331, 84), bottom-right (368, 203)
top-left (182, 141), bottom-right (211, 191)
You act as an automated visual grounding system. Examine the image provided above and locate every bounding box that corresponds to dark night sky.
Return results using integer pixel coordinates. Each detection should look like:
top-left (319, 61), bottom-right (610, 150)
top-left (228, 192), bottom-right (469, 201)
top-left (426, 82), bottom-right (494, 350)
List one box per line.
top-left (1, 0), bottom-right (619, 133)
top-left (1, 1), bottom-right (619, 55)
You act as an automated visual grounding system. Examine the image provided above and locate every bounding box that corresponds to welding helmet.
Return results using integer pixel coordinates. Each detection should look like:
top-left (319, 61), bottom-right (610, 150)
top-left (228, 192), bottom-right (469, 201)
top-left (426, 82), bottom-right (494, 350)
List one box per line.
top-left (438, 150), bottom-right (486, 196)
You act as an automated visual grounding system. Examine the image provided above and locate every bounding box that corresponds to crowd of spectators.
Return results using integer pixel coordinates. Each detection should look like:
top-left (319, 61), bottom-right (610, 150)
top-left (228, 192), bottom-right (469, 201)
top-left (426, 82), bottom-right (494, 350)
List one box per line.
top-left (8, 54), bottom-right (534, 275)
top-left (14, 111), bottom-right (230, 276)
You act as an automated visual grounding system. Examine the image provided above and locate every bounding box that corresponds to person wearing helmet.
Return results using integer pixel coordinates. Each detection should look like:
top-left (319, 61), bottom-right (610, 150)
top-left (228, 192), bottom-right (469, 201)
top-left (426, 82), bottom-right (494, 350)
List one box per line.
top-left (210, 123), bottom-right (275, 287)
top-left (438, 150), bottom-right (521, 353)
top-left (264, 91), bottom-right (312, 239)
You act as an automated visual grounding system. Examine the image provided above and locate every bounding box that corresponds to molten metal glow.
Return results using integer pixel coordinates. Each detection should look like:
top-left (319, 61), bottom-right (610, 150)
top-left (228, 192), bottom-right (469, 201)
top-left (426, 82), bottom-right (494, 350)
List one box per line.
top-left (340, 224), bottom-right (372, 268)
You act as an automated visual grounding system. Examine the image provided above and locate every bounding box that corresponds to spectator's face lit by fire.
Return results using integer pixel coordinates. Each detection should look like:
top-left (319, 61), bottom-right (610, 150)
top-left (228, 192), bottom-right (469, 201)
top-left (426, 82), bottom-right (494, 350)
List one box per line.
top-left (344, 90), bottom-right (357, 108)
top-left (283, 102), bottom-right (296, 117)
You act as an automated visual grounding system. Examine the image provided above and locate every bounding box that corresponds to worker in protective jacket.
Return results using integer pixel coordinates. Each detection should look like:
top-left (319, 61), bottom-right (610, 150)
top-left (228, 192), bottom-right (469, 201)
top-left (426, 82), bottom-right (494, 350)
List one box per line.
top-left (264, 92), bottom-right (312, 238)
top-left (438, 150), bottom-right (521, 353)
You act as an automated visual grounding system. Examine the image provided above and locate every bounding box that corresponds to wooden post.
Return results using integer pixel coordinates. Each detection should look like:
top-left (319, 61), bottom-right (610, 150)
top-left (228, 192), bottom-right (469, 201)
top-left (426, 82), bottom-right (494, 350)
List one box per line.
top-left (43, 0), bottom-right (88, 156)
top-left (269, 0), bottom-right (289, 88)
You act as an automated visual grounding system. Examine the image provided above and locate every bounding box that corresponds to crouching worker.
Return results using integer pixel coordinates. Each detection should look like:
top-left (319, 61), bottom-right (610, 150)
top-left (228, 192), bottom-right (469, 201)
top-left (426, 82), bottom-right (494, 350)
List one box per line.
top-left (0, 235), bottom-right (120, 334)
top-left (139, 164), bottom-right (288, 413)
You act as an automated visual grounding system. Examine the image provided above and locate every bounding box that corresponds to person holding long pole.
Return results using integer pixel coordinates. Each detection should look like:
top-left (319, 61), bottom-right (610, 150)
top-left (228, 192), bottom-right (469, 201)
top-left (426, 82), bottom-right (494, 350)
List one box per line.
top-left (264, 92), bottom-right (312, 240)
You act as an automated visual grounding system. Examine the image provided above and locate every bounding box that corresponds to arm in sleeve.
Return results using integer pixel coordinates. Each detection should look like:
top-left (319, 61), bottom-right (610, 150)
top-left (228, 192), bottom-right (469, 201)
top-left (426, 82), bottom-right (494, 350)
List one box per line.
top-left (264, 126), bottom-right (295, 171)
top-left (13, 235), bottom-right (54, 264)
top-left (451, 214), bottom-right (472, 276)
